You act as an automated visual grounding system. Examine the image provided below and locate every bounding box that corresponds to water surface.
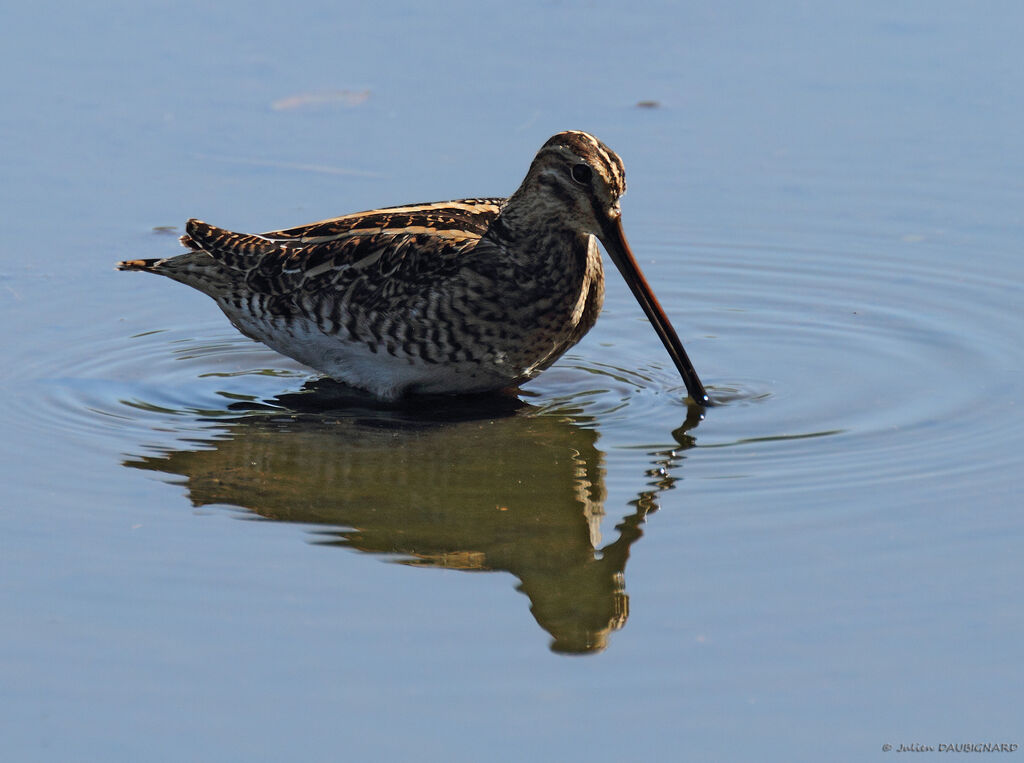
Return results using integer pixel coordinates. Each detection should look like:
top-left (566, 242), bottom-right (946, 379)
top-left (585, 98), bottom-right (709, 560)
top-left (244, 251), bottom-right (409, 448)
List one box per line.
top-left (2, 2), bottom-right (1022, 760)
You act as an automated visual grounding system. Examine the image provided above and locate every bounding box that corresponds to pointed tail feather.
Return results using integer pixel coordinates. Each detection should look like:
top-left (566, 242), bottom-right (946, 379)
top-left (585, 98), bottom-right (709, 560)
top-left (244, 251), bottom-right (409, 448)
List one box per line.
top-left (115, 247), bottom-right (234, 297)
top-left (116, 257), bottom-right (163, 271)
top-left (116, 219), bottom-right (279, 298)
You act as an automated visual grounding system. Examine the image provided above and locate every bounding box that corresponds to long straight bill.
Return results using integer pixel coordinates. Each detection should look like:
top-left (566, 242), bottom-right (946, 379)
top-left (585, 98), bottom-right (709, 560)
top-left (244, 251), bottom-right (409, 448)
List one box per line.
top-left (600, 217), bottom-right (710, 407)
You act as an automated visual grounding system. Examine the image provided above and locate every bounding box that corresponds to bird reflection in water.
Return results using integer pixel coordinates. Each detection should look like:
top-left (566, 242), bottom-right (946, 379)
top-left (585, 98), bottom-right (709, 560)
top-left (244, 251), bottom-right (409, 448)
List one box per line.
top-left (123, 380), bottom-right (701, 654)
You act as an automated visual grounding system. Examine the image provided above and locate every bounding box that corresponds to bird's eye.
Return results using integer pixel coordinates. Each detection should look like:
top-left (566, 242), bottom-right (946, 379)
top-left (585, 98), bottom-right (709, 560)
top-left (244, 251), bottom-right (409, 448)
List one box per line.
top-left (570, 163), bottom-right (592, 185)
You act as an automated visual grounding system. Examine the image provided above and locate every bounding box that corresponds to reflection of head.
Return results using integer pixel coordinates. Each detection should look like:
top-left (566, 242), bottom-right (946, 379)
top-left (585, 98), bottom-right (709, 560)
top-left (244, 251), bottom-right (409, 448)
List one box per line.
top-left (522, 500), bottom-right (646, 654)
top-left (527, 573), bottom-right (629, 655)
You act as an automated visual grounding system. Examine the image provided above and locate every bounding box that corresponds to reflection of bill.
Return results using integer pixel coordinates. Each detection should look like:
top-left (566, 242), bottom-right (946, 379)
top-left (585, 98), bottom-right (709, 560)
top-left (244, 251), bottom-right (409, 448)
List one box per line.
top-left (124, 382), bottom-right (699, 654)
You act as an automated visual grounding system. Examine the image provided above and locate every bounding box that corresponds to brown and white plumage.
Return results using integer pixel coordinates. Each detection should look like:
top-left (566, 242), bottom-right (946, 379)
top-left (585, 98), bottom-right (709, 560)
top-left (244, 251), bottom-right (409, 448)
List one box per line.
top-left (118, 131), bottom-right (708, 404)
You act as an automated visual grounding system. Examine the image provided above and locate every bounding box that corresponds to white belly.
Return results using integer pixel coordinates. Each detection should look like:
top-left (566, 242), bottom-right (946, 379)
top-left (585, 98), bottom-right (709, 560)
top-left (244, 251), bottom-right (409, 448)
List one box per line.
top-left (224, 310), bottom-right (520, 401)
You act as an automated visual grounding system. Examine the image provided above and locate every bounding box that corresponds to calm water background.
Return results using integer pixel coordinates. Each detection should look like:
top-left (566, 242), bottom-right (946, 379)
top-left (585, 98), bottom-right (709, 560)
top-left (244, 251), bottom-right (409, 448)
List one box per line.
top-left (2, 1), bottom-right (1022, 760)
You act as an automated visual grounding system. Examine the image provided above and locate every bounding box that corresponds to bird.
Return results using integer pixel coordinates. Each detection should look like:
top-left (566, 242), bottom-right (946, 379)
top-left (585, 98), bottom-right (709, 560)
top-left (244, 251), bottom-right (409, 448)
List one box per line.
top-left (117, 131), bottom-right (709, 406)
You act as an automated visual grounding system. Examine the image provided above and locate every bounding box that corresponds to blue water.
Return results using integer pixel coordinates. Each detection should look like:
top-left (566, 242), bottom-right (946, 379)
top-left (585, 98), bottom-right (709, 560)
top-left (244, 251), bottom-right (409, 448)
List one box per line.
top-left (2, 2), bottom-right (1022, 760)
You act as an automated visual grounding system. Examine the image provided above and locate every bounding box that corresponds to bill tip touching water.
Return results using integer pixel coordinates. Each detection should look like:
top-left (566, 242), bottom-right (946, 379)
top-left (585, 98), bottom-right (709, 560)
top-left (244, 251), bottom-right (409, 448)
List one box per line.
top-left (117, 131), bottom-right (710, 407)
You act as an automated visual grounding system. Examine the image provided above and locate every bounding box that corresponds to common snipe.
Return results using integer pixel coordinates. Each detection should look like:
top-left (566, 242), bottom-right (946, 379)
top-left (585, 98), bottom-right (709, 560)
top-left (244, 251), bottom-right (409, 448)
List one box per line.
top-left (118, 131), bottom-right (709, 405)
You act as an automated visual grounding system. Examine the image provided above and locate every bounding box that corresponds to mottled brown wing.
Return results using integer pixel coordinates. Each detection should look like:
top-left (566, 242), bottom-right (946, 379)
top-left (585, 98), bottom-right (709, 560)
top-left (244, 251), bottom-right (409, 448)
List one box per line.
top-left (260, 198), bottom-right (505, 244)
top-left (181, 198), bottom-right (507, 321)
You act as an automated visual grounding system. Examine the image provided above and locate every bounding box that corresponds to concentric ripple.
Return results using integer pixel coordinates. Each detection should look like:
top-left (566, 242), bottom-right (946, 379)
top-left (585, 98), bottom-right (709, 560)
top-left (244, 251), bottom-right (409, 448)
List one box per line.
top-left (5, 227), bottom-right (1021, 517)
top-left (610, 230), bottom-right (1024, 497)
